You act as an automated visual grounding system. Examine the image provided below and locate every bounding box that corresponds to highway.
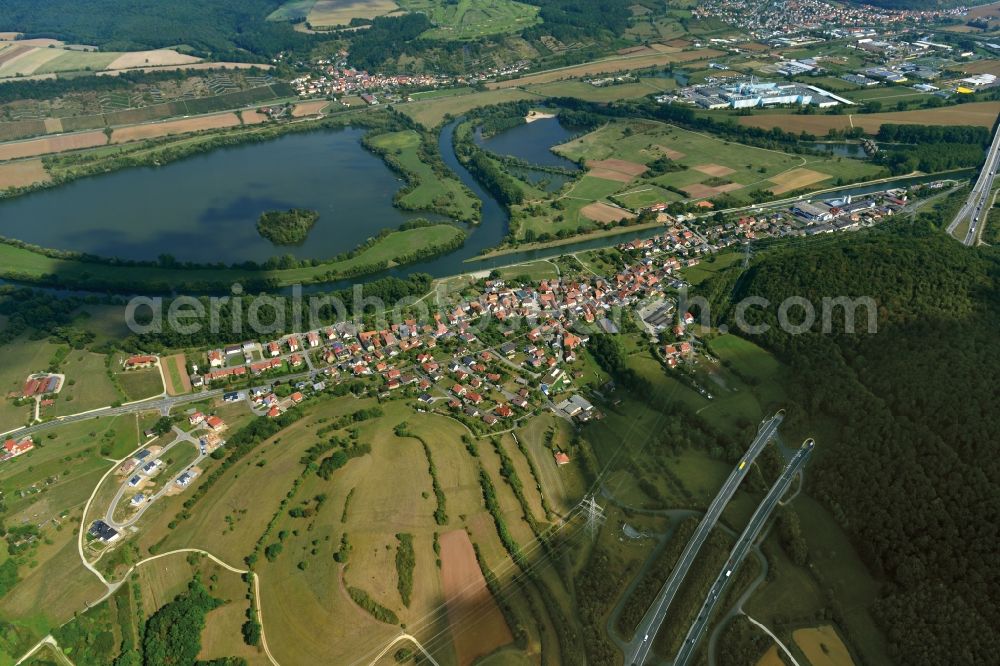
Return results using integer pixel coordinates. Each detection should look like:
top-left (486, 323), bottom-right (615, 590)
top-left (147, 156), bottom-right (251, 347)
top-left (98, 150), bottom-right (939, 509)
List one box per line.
top-left (947, 115), bottom-right (1000, 246)
top-left (625, 411), bottom-right (784, 666)
top-left (673, 439), bottom-right (815, 666)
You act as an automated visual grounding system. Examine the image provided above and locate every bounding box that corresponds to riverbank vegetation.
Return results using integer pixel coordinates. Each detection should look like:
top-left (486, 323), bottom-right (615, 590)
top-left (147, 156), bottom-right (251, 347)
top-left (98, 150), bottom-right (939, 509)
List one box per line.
top-left (0, 220), bottom-right (463, 292)
top-left (257, 208), bottom-right (319, 245)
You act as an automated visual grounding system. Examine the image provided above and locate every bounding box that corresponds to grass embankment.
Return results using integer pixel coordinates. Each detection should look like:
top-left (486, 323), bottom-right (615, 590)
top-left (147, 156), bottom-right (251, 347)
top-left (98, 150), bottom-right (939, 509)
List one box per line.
top-left (365, 129), bottom-right (481, 222)
top-left (0, 222), bottom-right (464, 292)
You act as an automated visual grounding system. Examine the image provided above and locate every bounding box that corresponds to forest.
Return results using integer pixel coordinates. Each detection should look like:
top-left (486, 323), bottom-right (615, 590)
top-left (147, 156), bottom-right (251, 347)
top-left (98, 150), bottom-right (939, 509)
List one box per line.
top-left (0, 0), bottom-right (313, 59)
top-left (709, 220), bottom-right (1000, 665)
top-left (875, 123), bottom-right (992, 175)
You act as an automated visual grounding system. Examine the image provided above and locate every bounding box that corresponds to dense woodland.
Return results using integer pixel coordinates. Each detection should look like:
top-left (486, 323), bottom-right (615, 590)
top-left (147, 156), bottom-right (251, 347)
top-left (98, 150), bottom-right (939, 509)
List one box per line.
top-left (0, 0), bottom-right (311, 59)
top-left (875, 123), bottom-right (993, 175)
top-left (708, 219), bottom-right (1000, 665)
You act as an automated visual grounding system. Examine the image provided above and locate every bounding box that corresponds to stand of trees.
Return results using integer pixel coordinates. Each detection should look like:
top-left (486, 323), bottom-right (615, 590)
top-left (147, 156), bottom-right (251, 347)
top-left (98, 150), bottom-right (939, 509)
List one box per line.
top-left (256, 209), bottom-right (319, 245)
top-left (142, 578), bottom-right (222, 666)
top-left (875, 123), bottom-right (992, 175)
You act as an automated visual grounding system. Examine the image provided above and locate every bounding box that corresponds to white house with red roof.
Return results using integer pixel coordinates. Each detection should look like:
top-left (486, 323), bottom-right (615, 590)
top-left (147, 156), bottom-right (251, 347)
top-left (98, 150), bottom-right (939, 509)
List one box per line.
top-left (3, 436), bottom-right (34, 460)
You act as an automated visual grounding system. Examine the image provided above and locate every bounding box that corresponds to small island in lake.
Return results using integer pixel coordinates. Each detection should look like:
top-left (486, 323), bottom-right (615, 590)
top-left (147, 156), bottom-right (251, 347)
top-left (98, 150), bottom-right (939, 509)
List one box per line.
top-left (256, 208), bottom-right (319, 245)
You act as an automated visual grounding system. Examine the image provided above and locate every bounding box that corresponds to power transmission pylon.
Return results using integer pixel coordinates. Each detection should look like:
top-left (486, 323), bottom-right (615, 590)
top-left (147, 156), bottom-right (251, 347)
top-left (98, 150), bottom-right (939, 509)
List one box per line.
top-left (581, 495), bottom-right (605, 539)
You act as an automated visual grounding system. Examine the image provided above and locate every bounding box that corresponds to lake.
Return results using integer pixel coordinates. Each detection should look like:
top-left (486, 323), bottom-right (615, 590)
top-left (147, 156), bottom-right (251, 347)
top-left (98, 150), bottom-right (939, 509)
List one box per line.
top-left (474, 117), bottom-right (580, 170)
top-left (0, 128), bottom-right (436, 264)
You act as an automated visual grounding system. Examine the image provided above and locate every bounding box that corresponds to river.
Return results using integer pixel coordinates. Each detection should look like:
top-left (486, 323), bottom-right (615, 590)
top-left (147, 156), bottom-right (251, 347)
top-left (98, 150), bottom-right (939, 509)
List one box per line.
top-left (0, 118), bottom-right (970, 296)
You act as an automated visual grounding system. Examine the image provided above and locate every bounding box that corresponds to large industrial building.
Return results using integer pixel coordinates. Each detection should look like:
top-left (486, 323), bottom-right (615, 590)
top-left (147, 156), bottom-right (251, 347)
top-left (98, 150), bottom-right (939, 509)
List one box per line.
top-left (658, 80), bottom-right (853, 110)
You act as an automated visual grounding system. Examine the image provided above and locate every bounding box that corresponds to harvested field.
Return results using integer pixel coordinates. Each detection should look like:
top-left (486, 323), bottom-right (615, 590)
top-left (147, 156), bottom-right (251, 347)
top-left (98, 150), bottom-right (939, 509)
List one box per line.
top-left (43, 118), bottom-right (63, 133)
top-left (581, 201), bottom-right (636, 224)
top-left (106, 49), bottom-right (201, 70)
top-left (739, 102), bottom-right (1000, 134)
top-left (439, 530), bottom-right (513, 666)
top-left (240, 110), bottom-right (270, 124)
top-left (0, 131), bottom-right (107, 161)
top-left (768, 167), bottom-right (830, 194)
top-left (292, 100), bottom-right (330, 116)
top-left (0, 33), bottom-right (21, 41)
top-left (310, 0), bottom-right (401, 26)
top-left (111, 113), bottom-right (241, 143)
top-left (968, 1), bottom-right (1000, 20)
top-left (588, 158), bottom-right (648, 177)
top-left (588, 168), bottom-right (634, 183)
top-left (755, 645), bottom-right (785, 666)
top-left (488, 49), bottom-right (723, 89)
top-left (0, 45), bottom-right (29, 66)
top-left (0, 159), bottom-right (50, 189)
top-left (793, 625), bottom-right (856, 666)
top-left (96, 61), bottom-right (270, 76)
top-left (958, 58), bottom-right (1000, 77)
top-left (15, 39), bottom-right (65, 48)
top-left (0, 47), bottom-right (70, 77)
top-left (693, 163), bottom-right (735, 177)
top-left (684, 182), bottom-right (742, 199)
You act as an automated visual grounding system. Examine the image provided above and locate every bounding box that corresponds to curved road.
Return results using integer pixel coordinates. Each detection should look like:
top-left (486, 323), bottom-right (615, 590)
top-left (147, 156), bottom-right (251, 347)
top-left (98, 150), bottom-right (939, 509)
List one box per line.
top-left (626, 411), bottom-right (784, 665)
top-left (104, 427), bottom-right (204, 530)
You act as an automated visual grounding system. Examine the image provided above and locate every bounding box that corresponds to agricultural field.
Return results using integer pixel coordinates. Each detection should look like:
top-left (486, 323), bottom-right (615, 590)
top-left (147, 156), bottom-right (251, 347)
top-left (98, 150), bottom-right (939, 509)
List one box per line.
top-left (0, 131), bottom-right (108, 161)
top-left (400, 87), bottom-right (541, 128)
top-left (793, 625), bottom-right (856, 666)
top-left (43, 351), bottom-right (123, 418)
top-left (557, 119), bottom-right (882, 200)
top-left (524, 78), bottom-right (674, 103)
top-left (0, 43), bottom-right (200, 79)
top-left (739, 101), bottom-right (1000, 136)
top-left (399, 0), bottom-right (541, 40)
top-left (115, 366), bottom-right (164, 402)
top-left (300, 0), bottom-right (402, 27)
top-left (0, 158), bottom-right (50, 191)
top-left (509, 116), bottom-right (880, 242)
top-left (488, 48), bottom-right (724, 89)
top-left (125, 393), bottom-right (586, 665)
top-left (0, 337), bottom-right (64, 432)
top-left (110, 112), bottom-right (243, 144)
top-left (367, 129), bottom-right (481, 221)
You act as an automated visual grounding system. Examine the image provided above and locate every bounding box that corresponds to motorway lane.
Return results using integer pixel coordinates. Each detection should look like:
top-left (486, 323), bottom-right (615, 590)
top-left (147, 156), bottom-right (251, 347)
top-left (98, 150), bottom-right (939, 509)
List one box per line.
top-left (626, 412), bottom-right (784, 666)
top-left (948, 116), bottom-right (1000, 246)
top-left (673, 440), bottom-right (815, 666)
